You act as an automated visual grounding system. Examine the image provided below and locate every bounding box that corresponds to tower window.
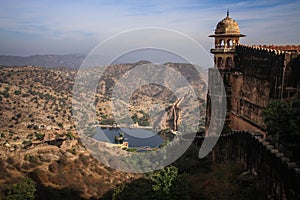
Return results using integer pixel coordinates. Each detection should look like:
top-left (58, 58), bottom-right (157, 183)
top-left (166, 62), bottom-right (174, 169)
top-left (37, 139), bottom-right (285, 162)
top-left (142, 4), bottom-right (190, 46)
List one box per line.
top-left (226, 57), bottom-right (233, 68)
top-left (217, 57), bottom-right (224, 68)
top-left (227, 39), bottom-right (233, 47)
top-left (220, 39), bottom-right (225, 47)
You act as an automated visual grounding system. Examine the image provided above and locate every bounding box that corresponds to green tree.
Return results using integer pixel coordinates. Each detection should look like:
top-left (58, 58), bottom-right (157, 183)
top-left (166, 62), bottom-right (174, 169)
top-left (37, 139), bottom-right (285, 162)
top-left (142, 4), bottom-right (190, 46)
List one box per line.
top-left (112, 178), bottom-right (153, 200)
top-left (262, 100), bottom-right (291, 141)
top-left (112, 166), bottom-right (190, 200)
top-left (151, 166), bottom-right (190, 200)
top-left (5, 177), bottom-right (37, 200)
top-left (262, 100), bottom-right (300, 146)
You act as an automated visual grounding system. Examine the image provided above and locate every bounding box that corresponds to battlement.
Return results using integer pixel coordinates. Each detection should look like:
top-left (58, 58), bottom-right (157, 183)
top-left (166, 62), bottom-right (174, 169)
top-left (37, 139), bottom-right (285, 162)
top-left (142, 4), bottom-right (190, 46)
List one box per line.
top-left (237, 44), bottom-right (284, 55)
top-left (254, 44), bottom-right (300, 52)
top-left (237, 44), bottom-right (300, 55)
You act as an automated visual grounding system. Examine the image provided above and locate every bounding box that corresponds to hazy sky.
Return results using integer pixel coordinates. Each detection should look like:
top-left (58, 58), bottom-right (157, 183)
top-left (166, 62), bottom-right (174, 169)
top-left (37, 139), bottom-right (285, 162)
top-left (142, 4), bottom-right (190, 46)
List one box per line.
top-left (0, 0), bottom-right (299, 56)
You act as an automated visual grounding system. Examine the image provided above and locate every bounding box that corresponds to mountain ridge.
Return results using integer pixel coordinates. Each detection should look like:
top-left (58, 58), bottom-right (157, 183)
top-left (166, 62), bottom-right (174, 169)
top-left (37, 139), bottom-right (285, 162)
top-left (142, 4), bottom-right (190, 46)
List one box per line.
top-left (0, 54), bottom-right (85, 69)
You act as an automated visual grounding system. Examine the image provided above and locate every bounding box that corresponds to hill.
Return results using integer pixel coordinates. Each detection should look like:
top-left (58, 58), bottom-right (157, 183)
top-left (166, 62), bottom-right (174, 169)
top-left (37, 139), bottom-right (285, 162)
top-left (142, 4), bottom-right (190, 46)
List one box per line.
top-left (0, 62), bottom-right (207, 199)
top-left (0, 54), bottom-right (85, 69)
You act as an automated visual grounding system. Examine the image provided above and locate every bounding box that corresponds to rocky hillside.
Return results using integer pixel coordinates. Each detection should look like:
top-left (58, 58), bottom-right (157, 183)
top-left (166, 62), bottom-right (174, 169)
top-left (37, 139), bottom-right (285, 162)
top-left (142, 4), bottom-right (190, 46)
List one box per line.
top-left (0, 62), bottom-right (207, 199)
top-left (0, 65), bottom-right (141, 199)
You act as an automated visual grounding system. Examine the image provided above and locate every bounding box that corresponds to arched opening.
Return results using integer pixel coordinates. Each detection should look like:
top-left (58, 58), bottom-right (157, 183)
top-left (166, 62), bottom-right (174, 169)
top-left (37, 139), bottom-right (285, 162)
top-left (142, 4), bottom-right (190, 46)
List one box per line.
top-left (225, 57), bottom-right (233, 68)
top-left (217, 57), bottom-right (224, 68)
top-left (227, 39), bottom-right (233, 47)
top-left (215, 40), bottom-right (221, 48)
top-left (220, 39), bottom-right (225, 47)
top-left (232, 40), bottom-right (237, 46)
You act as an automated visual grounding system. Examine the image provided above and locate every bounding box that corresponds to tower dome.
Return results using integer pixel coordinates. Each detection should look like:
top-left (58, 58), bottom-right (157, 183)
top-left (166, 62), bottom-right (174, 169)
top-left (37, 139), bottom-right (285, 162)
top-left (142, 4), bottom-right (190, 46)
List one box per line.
top-left (215, 11), bottom-right (240, 34)
top-left (210, 11), bottom-right (245, 37)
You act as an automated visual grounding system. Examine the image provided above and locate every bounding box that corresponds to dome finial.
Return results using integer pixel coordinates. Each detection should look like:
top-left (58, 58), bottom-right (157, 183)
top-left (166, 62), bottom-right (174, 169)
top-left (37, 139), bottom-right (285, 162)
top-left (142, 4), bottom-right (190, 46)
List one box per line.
top-left (227, 10), bottom-right (230, 18)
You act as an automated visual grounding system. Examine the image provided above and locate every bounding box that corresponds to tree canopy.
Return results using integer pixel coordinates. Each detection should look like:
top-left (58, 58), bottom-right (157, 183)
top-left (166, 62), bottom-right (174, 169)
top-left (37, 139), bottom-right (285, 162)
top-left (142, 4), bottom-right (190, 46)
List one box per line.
top-left (262, 99), bottom-right (300, 144)
top-left (112, 166), bottom-right (190, 200)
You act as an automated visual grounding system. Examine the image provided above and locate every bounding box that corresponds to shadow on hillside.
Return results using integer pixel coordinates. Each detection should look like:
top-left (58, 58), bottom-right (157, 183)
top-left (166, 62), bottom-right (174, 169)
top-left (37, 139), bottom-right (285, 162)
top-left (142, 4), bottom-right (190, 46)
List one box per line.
top-left (100, 178), bottom-right (153, 200)
top-left (29, 172), bottom-right (84, 200)
top-left (35, 185), bottom-right (84, 200)
top-left (99, 189), bottom-right (114, 200)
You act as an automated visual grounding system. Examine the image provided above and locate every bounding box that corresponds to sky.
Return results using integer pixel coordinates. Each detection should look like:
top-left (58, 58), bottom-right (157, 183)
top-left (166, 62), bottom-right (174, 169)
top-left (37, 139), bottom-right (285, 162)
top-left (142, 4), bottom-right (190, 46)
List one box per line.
top-left (0, 0), bottom-right (299, 57)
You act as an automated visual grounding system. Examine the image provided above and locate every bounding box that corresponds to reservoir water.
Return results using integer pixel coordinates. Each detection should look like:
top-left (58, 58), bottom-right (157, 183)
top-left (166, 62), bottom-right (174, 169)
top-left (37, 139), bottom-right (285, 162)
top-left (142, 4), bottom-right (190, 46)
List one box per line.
top-left (93, 127), bottom-right (163, 148)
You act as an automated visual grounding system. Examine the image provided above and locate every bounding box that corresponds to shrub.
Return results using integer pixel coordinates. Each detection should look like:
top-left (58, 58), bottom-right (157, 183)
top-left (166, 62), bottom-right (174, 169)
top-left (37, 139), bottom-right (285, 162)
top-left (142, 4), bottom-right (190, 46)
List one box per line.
top-left (66, 131), bottom-right (74, 139)
top-left (2, 90), bottom-right (9, 98)
top-left (57, 122), bottom-right (63, 128)
top-left (5, 177), bottom-right (37, 200)
top-left (14, 90), bottom-right (21, 95)
top-left (68, 148), bottom-right (77, 155)
top-left (35, 132), bottom-right (45, 140)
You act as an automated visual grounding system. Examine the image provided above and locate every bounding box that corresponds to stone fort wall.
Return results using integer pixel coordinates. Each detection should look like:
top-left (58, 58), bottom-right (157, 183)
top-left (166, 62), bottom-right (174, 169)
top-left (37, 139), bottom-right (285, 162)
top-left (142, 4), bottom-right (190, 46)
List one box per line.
top-left (228, 44), bottom-right (300, 132)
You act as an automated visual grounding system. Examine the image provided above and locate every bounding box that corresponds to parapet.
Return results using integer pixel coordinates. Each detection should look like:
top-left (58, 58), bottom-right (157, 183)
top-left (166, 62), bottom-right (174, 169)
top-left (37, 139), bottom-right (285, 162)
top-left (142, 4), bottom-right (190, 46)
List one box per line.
top-left (236, 44), bottom-right (300, 55)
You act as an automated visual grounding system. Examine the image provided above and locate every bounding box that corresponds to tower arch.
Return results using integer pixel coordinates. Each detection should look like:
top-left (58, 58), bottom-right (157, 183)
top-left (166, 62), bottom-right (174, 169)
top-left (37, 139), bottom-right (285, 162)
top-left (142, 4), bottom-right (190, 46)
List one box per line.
top-left (217, 57), bottom-right (224, 68)
top-left (225, 57), bottom-right (233, 68)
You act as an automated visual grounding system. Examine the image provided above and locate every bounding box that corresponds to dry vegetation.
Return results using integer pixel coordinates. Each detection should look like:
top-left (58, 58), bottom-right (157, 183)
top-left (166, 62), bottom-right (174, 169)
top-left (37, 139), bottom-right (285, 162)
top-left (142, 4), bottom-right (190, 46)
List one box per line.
top-left (0, 63), bottom-right (206, 199)
top-left (0, 65), bottom-right (142, 199)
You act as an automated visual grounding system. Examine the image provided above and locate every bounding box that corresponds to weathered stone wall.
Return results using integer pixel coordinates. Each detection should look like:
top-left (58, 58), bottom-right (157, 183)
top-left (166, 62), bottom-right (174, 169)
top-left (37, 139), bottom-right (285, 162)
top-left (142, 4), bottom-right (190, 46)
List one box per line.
top-left (206, 44), bottom-right (300, 133)
top-left (196, 131), bottom-right (300, 199)
top-left (235, 45), bottom-right (283, 119)
top-left (283, 53), bottom-right (300, 100)
top-left (229, 45), bottom-right (300, 131)
top-left (230, 113), bottom-right (265, 136)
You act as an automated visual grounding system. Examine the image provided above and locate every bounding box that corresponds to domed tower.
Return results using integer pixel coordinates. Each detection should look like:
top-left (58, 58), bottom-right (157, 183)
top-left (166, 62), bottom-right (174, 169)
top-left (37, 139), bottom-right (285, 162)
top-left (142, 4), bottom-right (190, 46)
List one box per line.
top-left (205, 11), bottom-right (246, 136)
top-left (209, 11), bottom-right (245, 69)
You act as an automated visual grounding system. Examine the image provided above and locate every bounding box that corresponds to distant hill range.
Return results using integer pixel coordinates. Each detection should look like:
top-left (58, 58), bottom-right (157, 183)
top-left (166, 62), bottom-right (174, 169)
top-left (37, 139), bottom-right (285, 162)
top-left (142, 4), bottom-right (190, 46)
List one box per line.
top-left (0, 54), bottom-right (85, 69)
